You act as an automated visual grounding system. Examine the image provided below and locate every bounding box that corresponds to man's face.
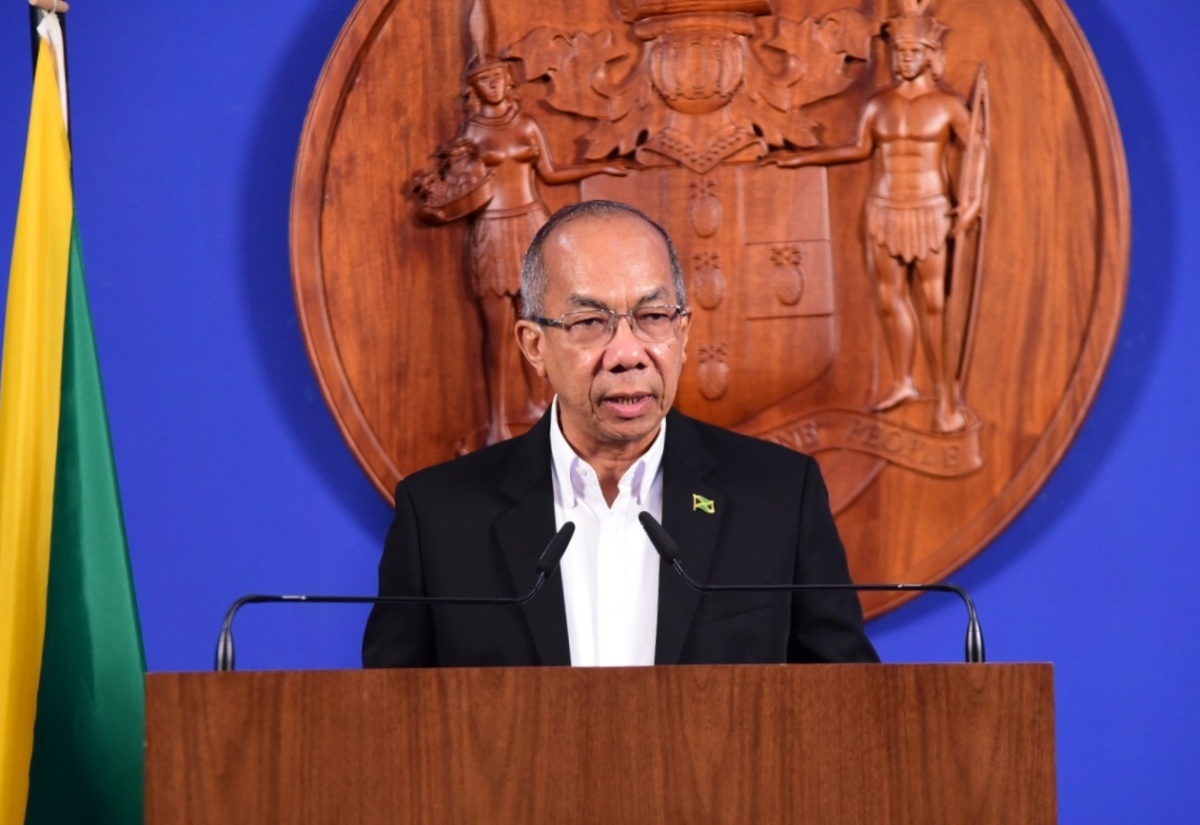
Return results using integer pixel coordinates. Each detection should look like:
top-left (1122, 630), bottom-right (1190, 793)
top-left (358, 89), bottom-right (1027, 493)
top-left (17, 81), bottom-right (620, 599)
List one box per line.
top-left (517, 213), bottom-right (690, 460)
top-left (893, 41), bottom-right (929, 80)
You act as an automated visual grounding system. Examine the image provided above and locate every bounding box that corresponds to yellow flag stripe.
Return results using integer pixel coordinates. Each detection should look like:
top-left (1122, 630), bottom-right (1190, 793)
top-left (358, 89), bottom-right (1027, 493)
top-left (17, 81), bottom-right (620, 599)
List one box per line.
top-left (0, 38), bottom-right (74, 823)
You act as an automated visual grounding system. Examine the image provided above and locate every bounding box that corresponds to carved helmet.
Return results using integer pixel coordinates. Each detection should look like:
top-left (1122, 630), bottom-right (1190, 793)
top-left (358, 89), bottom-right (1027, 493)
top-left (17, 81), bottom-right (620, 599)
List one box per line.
top-left (884, 0), bottom-right (948, 48)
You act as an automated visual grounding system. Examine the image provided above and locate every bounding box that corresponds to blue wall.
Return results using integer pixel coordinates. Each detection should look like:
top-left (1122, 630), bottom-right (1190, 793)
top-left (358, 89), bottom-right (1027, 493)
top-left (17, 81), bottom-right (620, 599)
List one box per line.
top-left (1, 1), bottom-right (1196, 821)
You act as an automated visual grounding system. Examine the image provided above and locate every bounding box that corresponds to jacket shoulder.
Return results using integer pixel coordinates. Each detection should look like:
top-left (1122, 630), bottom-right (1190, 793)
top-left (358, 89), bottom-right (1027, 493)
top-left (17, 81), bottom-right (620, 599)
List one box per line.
top-left (395, 411), bottom-right (553, 504)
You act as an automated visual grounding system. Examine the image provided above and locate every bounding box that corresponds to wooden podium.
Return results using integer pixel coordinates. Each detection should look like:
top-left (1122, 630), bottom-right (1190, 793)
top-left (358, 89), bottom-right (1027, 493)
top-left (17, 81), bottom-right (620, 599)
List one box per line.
top-left (145, 664), bottom-right (1055, 824)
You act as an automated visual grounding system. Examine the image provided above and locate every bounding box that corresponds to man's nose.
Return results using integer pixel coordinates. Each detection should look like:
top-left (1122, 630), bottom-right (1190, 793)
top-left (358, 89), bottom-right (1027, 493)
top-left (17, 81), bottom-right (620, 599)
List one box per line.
top-left (603, 313), bottom-right (648, 370)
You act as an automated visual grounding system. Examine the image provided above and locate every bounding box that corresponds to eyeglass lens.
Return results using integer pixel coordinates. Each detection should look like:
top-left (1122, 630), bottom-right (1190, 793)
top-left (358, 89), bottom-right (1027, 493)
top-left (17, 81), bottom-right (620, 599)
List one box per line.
top-left (562, 306), bottom-right (682, 344)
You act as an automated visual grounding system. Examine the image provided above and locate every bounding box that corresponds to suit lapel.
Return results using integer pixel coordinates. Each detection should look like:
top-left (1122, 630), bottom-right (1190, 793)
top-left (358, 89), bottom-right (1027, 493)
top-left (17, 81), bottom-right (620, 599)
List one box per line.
top-left (495, 412), bottom-right (571, 666)
top-left (655, 412), bottom-right (724, 665)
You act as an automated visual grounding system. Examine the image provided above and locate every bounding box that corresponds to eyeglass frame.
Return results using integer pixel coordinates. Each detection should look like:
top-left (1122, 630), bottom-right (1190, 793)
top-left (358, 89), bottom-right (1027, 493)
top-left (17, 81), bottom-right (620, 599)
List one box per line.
top-left (531, 304), bottom-right (691, 346)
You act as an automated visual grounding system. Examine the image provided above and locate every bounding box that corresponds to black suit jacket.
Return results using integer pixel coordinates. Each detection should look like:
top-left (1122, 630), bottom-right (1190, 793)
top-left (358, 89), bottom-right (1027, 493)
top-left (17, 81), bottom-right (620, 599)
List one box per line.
top-left (363, 409), bottom-right (878, 666)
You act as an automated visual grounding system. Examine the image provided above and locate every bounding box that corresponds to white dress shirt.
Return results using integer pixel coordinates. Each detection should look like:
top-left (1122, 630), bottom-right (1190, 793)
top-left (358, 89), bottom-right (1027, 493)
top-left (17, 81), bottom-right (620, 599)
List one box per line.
top-left (549, 397), bottom-right (664, 667)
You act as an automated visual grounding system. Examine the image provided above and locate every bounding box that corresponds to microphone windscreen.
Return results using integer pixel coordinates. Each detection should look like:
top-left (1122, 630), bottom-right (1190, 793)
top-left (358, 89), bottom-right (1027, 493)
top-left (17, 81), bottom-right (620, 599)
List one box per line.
top-left (536, 521), bottom-right (576, 576)
top-left (638, 511), bottom-right (681, 565)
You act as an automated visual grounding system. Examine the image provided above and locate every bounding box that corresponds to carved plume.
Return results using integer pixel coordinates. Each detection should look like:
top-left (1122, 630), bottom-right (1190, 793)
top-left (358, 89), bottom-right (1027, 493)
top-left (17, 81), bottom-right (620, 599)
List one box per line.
top-left (468, 0), bottom-right (490, 63)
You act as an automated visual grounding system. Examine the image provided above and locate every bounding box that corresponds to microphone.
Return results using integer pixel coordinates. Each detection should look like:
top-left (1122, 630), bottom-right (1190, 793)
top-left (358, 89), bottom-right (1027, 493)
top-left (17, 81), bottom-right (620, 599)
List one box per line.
top-left (637, 512), bottom-right (985, 663)
top-left (214, 521), bottom-right (576, 672)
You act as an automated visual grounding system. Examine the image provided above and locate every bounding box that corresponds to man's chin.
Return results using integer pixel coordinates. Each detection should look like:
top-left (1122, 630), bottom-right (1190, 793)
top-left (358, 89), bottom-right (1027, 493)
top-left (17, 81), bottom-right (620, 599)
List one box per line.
top-left (596, 411), bottom-right (665, 447)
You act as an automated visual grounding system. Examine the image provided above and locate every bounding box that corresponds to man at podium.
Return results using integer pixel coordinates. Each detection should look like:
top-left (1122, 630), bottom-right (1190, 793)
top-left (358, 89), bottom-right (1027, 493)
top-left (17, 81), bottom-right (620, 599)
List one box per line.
top-left (363, 200), bottom-right (878, 667)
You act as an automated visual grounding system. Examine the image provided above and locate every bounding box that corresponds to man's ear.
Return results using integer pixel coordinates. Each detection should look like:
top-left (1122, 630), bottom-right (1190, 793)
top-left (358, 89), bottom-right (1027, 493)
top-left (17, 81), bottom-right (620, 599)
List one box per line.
top-left (515, 320), bottom-right (548, 377)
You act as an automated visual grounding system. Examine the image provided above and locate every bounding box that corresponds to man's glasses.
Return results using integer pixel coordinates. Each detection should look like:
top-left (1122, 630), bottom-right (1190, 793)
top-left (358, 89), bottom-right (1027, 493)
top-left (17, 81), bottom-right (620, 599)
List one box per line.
top-left (533, 305), bottom-right (689, 347)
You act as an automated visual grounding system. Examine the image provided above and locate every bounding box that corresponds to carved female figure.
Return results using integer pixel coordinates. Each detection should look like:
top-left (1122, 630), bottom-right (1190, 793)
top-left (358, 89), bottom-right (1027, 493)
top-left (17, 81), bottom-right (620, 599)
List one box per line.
top-left (425, 57), bottom-right (630, 446)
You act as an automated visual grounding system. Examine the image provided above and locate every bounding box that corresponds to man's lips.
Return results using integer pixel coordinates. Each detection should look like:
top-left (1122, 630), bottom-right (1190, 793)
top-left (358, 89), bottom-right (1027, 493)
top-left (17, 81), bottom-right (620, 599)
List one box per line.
top-left (600, 393), bottom-right (655, 418)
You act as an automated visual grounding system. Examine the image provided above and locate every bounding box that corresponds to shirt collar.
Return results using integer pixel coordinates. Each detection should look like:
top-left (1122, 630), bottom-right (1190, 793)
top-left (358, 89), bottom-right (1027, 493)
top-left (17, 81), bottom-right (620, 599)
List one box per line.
top-left (548, 396), bottom-right (667, 507)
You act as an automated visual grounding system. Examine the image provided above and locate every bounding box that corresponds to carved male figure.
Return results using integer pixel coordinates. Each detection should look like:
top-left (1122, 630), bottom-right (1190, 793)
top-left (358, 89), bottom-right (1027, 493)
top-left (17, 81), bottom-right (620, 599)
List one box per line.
top-left (768, 0), bottom-right (982, 433)
top-left (364, 200), bottom-right (877, 667)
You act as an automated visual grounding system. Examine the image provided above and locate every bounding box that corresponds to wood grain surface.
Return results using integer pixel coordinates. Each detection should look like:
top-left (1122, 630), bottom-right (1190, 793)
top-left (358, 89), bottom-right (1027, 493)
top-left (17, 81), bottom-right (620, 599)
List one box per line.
top-left (147, 664), bottom-right (1056, 824)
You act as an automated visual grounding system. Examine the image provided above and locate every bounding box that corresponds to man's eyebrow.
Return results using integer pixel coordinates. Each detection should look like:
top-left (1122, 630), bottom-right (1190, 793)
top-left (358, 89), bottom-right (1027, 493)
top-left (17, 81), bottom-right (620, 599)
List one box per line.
top-left (564, 287), bottom-right (672, 310)
top-left (636, 287), bottom-right (672, 306)
top-left (565, 294), bottom-right (610, 310)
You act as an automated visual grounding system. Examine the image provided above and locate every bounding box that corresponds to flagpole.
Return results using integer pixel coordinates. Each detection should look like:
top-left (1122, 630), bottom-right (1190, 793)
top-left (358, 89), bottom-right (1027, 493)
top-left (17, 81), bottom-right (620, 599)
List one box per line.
top-left (28, 0), bottom-right (72, 50)
top-left (27, 1), bottom-right (71, 144)
top-left (27, 5), bottom-right (41, 70)
top-left (29, 0), bottom-right (71, 13)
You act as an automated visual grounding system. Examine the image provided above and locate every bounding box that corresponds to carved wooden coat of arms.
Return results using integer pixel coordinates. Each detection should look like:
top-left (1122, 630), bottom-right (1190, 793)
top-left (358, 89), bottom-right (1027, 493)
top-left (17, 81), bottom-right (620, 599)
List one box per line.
top-left (291, 0), bottom-right (1129, 616)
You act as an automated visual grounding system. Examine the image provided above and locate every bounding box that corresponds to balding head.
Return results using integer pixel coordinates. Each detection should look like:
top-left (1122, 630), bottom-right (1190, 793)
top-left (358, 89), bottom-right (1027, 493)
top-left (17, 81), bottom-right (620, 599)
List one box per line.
top-left (520, 200), bottom-right (687, 319)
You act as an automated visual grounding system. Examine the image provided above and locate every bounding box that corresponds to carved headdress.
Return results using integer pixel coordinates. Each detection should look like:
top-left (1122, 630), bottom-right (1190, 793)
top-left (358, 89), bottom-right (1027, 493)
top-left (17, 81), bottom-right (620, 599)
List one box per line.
top-left (884, 0), bottom-right (948, 48)
top-left (464, 0), bottom-right (506, 78)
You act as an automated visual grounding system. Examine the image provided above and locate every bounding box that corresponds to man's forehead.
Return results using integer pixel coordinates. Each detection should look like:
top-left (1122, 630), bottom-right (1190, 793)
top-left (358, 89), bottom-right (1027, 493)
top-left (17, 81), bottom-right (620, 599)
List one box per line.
top-left (541, 218), bottom-right (676, 313)
top-left (545, 214), bottom-right (670, 272)
top-left (550, 211), bottom-right (662, 249)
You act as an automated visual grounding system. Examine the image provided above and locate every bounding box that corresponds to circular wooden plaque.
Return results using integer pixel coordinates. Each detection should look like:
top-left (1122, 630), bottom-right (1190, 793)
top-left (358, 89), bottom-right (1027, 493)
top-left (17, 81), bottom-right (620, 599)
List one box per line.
top-left (291, 0), bottom-right (1129, 618)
